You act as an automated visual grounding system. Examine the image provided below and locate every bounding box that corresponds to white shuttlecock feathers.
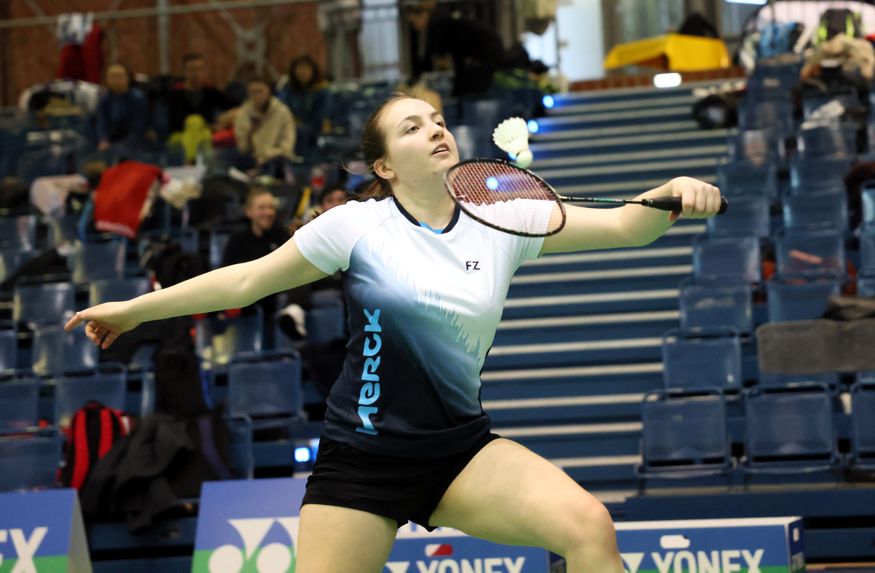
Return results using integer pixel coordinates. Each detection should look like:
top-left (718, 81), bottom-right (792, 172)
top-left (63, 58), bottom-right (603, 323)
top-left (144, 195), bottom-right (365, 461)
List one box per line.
top-left (492, 117), bottom-right (533, 169)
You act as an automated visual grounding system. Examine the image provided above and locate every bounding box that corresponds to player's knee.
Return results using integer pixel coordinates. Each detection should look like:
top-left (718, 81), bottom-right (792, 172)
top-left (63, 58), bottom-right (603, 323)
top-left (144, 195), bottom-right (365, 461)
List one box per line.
top-left (559, 494), bottom-right (618, 554)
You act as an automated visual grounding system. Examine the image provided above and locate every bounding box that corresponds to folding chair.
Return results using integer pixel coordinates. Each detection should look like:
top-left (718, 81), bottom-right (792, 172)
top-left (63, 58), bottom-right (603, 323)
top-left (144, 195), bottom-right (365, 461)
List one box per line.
top-left (767, 272), bottom-right (842, 322)
top-left (679, 280), bottom-right (753, 335)
top-left (662, 328), bottom-right (743, 391)
top-left (639, 388), bottom-right (732, 482)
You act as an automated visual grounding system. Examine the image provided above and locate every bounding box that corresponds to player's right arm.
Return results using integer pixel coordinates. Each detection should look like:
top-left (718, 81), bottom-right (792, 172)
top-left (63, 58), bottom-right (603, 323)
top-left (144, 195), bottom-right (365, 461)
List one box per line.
top-left (65, 238), bottom-right (326, 348)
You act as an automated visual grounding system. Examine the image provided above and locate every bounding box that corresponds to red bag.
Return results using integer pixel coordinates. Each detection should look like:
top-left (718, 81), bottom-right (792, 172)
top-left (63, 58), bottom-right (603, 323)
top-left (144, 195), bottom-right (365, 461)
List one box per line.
top-left (93, 161), bottom-right (162, 238)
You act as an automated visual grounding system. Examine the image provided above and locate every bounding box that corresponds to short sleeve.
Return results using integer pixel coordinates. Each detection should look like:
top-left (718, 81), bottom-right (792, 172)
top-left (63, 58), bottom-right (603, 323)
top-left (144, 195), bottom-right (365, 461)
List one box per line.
top-left (516, 234), bottom-right (545, 266)
top-left (293, 201), bottom-right (380, 275)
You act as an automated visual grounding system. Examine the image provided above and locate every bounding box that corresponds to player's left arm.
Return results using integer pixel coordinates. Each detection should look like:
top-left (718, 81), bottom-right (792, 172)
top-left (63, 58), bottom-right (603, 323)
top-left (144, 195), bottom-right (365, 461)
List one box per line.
top-left (541, 177), bottom-right (721, 254)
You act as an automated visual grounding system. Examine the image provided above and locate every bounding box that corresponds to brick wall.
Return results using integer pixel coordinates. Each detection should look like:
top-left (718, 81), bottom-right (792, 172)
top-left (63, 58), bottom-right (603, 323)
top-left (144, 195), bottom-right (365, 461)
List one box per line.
top-left (1, 0), bottom-right (327, 106)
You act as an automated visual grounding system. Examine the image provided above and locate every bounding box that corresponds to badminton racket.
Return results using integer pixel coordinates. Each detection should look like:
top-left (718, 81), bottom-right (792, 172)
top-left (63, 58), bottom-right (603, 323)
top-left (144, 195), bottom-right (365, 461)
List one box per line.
top-left (444, 158), bottom-right (728, 238)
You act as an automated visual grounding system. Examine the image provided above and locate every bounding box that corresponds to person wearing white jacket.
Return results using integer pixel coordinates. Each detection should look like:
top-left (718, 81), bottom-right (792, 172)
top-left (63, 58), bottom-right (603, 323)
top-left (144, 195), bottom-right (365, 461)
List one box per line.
top-left (234, 76), bottom-right (297, 167)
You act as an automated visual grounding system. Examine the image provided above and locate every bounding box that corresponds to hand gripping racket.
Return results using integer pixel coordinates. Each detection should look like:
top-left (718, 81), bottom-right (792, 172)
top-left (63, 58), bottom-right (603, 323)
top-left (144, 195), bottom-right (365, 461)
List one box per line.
top-left (444, 158), bottom-right (728, 238)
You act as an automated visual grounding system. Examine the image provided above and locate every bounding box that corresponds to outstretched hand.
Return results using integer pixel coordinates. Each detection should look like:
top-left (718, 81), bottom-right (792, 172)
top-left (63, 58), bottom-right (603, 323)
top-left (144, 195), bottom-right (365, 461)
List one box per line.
top-left (64, 301), bottom-right (141, 350)
top-left (667, 176), bottom-right (722, 222)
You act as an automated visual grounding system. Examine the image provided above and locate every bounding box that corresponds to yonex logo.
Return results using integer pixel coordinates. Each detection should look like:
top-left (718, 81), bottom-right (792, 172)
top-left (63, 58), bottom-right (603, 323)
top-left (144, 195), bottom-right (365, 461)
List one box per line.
top-left (207, 517), bottom-right (297, 573)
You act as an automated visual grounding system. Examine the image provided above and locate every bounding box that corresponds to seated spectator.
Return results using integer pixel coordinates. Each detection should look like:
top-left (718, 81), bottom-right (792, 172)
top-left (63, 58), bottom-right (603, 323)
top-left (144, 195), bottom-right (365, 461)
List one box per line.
top-left (97, 64), bottom-right (149, 151)
top-left (165, 53), bottom-right (234, 134)
top-left (278, 56), bottom-right (329, 157)
top-left (303, 185), bottom-right (348, 223)
top-left (234, 76), bottom-right (296, 178)
top-left (222, 187), bottom-right (310, 340)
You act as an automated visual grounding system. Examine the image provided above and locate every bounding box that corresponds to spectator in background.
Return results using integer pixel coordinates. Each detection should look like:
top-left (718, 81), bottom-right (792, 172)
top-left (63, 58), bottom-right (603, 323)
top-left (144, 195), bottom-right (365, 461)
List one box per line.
top-left (234, 76), bottom-right (296, 177)
top-left (222, 187), bottom-right (310, 340)
top-left (165, 53), bottom-right (234, 134)
top-left (278, 56), bottom-right (330, 157)
top-left (97, 64), bottom-right (149, 151)
top-left (405, 0), bottom-right (504, 98)
top-left (303, 185), bottom-right (347, 223)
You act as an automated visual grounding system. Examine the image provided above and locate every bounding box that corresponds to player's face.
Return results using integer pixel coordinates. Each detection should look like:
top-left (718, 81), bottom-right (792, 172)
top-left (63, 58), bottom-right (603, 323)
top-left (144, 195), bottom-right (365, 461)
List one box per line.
top-left (380, 98), bottom-right (458, 184)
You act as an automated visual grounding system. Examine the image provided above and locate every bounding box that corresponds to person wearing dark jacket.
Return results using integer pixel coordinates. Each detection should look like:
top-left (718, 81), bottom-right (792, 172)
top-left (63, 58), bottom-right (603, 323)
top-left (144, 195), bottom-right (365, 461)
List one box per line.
top-left (222, 188), bottom-right (311, 340)
top-left (165, 53), bottom-right (234, 133)
top-left (97, 64), bottom-right (149, 150)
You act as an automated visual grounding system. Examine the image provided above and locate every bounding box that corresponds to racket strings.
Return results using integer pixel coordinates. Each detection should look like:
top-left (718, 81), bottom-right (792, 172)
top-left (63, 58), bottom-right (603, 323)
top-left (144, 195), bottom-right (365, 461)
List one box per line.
top-left (445, 161), bottom-right (565, 236)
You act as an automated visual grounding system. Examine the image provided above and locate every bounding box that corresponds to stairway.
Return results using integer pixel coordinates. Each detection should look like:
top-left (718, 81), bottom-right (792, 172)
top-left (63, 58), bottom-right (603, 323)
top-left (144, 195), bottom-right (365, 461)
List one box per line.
top-left (481, 83), bottom-right (728, 497)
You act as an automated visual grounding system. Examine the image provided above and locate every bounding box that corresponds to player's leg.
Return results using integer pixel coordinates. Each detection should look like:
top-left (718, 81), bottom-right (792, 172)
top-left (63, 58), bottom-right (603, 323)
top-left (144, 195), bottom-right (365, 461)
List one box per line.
top-left (428, 438), bottom-right (623, 573)
top-left (295, 504), bottom-right (397, 573)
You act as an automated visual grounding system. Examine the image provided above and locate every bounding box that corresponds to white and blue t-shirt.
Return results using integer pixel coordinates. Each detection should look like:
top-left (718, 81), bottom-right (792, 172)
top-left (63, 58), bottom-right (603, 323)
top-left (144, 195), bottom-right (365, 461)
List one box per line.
top-left (294, 197), bottom-right (546, 457)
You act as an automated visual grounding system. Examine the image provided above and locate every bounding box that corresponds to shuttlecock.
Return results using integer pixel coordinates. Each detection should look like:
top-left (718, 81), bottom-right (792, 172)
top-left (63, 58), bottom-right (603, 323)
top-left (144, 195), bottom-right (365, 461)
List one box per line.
top-left (493, 117), bottom-right (533, 169)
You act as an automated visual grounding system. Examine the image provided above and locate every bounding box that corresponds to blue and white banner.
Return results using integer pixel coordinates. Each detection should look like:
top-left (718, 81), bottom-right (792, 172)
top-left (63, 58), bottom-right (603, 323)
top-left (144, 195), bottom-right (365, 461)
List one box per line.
top-left (192, 478), bottom-right (550, 573)
top-left (616, 517), bottom-right (805, 573)
top-left (0, 489), bottom-right (91, 573)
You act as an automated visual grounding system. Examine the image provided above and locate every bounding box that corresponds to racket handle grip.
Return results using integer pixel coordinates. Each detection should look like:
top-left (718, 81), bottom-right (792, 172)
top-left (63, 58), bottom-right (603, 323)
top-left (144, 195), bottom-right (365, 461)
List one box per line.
top-left (641, 196), bottom-right (728, 215)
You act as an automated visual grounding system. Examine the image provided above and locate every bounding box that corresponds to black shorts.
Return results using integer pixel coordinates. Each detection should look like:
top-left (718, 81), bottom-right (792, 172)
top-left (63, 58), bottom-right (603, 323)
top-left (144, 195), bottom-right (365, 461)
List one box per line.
top-left (301, 432), bottom-right (500, 529)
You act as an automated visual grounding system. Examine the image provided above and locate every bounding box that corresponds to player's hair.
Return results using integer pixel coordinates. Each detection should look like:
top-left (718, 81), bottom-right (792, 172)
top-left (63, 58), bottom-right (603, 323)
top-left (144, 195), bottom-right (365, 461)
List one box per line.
top-left (358, 93), bottom-right (413, 201)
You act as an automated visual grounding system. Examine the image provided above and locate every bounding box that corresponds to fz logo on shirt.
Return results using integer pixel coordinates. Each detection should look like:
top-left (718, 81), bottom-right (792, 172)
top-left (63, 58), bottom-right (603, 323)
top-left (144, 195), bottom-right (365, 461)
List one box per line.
top-left (465, 261), bottom-right (481, 271)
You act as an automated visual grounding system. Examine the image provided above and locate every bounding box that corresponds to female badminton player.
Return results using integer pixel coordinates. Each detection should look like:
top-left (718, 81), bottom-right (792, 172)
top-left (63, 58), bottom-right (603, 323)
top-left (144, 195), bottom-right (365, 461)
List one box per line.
top-left (66, 94), bottom-right (722, 573)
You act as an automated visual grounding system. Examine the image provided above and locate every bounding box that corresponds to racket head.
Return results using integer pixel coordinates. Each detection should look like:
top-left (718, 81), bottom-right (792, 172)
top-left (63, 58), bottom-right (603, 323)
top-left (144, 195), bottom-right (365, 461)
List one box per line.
top-left (444, 158), bottom-right (566, 238)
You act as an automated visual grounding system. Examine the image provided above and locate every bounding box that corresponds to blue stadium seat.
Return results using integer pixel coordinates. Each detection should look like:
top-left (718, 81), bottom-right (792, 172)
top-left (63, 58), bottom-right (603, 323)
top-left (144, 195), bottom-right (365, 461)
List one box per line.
top-left (766, 272), bottom-right (842, 322)
top-left (774, 229), bottom-right (845, 276)
top-left (227, 416), bottom-right (255, 479)
top-left (796, 124), bottom-right (851, 158)
top-left (53, 366), bottom-right (127, 428)
top-left (861, 228), bottom-right (875, 276)
top-left (227, 352), bottom-right (304, 427)
top-left (0, 246), bottom-right (34, 285)
top-left (306, 302), bottom-right (346, 345)
top-left (739, 100), bottom-right (794, 135)
top-left (727, 129), bottom-right (785, 164)
top-left (679, 280), bottom-right (753, 334)
top-left (32, 324), bottom-right (98, 376)
top-left (692, 235), bottom-right (761, 283)
top-left (0, 215), bottom-right (36, 249)
top-left (208, 232), bottom-right (231, 269)
top-left (89, 277), bottom-right (151, 306)
top-left (850, 382), bottom-right (875, 469)
top-left (0, 326), bottom-right (17, 372)
top-left (462, 98), bottom-right (508, 130)
top-left (743, 383), bottom-right (839, 473)
top-left (858, 275), bottom-right (875, 297)
top-left (782, 192), bottom-right (848, 232)
top-left (70, 238), bottom-right (126, 284)
top-left (13, 282), bottom-right (76, 326)
top-left (0, 377), bottom-right (40, 432)
top-left (707, 194), bottom-right (770, 238)
top-left (716, 160), bottom-right (777, 199)
top-left (862, 186), bottom-right (875, 229)
top-left (639, 388), bottom-right (732, 479)
top-left (758, 372), bottom-right (840, 389)
top-left (0, 432), bottom-right (63, 492)
top-left (661, 328), bottom-right (742, 391)
top-left (196, 309), bottom-right (264, 367)
top-left (790, 156), bottom-right (851, 194)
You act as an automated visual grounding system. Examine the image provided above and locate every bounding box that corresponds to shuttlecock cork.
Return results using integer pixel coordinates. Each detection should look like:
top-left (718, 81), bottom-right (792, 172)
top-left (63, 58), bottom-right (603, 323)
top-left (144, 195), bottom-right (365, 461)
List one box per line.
top-left (493, 117), bottom-right (533, 169)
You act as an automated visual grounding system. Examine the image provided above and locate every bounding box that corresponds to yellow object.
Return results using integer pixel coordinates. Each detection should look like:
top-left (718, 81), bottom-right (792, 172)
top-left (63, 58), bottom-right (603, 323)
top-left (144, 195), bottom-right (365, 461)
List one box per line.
top-left (604, 34), bottom-right (731, 72)
top-left (168, 114), bottom-right (213, 163)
